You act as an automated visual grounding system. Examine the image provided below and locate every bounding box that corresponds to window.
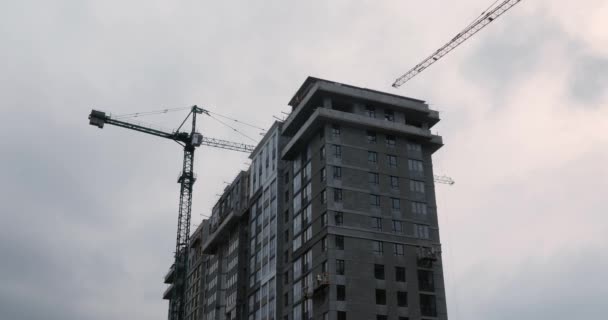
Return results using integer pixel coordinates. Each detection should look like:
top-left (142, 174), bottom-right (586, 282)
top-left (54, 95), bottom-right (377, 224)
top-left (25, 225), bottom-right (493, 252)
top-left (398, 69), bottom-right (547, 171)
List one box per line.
top-left (293, 257), bottom-right (302, 281)
top-left (418, 270), bottom-right (435, 292)
top-left (420, 294), bottom-right (437, 317)
top-left (335, 235), bottom-right (344, 250)
top-left (322, 261), bottom-right (328, 273)
top-left (302, 162), bottom-right (312, 181)
top-left (293, 172), bottom-right (302, 193)
top-left (415, 224), bottom-right (430, 239)
top-left (293, 156), bottom-right (302, 173)
top-left (409, 180), bottom-right (425, 193)
top-left (321, 212), bottom-right (327, 226)
top-left (390, 176), bottom-right (399, 189)
top-left (391, 198), bottom-right (401, 210)
top-left (375, 289), bottom-right (386, 305)
top-left (407, 142), bottom-right (422, 153)
top-left (408, 159), bottom-right (424, 173)
top-left (398, 318), bottom-right (409, 320)
top-left (392, 220), bottom-right (404, 233)
top-left (321, 189), bottom-right (327, 204)
top-left (397, 291), bottom-right (408, 307)
top-left (386, 135), bottom-right (396, 147)
top-left (320, 146), bottom-right (326, 161)
top-left (293, 235), bottom-right (301, 251)
top-left (372, 241), bottom-right (383, 255)
top-left (365, 106), bottom-right (376, 118)
top-left (337, 311), bottom-right (346, 320)
top-left (395, 267), bottom-right (406, 282)
top-left (333, 166), bottom-right (342, 179)
top-left (332, 145), bottom-right (341, 159)
top-left (371, 217), bottom-right (382, 231)
top-left (335, 212), bottom-right (343, 226)
top-left (336, 259), bottom-right (345, 275)
top-left (303, 250), bottom-right (312, 273)
top-left (337, 285), bottom-right (345, 301)
top-left (333, 188), bottom-right (343, 202)
top-left (293, 193), bottom-right (302, 214)
top-left (411, 202), bottom-right (427, 216)
top-left (320, 127), bottom-right (325, 139)
top-left (387, 155), bottom-right (397, 168)
top-left (293, 213), bottom-right (301, 234)
top-left (384, 110), bottom-right (394, 121)
top-left (374, 264), bottom-right (385, 280)
top-left (368, 172), bottom-right (379, 185)
top-left (332, 125), bottom-right (341, 138)
top-left (302, 183), bottom-right (312, 204)
top-left (368, 151), bottom-right (378, 164)
top-left (320, 167), bottom-right (326, 182)
top-left (321, 237), bottom-right (327, 252)
top-left (370, 194), bottom-right (380, 207)
top-left (394, 244), bottom-right (405, 256)
top-left (367, 131), bottom-right (377, 143)
top-left (376, 316), bottom-right (388, 320)
top-left (303, 226), bottom-right (312, 243)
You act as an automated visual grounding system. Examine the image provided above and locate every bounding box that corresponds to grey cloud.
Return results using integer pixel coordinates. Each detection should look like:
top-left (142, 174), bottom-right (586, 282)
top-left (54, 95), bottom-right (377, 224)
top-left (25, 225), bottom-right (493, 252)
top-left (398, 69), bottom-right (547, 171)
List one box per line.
top-left (465, 246), bottom-right (608, 319)
top-left (568, 55), bottom-right (608, 105)
top-left (1, 1), bottom-right (607, 320)
top-left (460, 11), bottom-right (576, 100)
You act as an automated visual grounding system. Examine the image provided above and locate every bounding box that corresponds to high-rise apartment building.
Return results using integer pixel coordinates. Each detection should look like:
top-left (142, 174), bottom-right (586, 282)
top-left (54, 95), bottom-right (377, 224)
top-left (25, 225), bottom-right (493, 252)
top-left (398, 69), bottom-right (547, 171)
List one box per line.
top-left (164, 77), bottom-right (448, 320)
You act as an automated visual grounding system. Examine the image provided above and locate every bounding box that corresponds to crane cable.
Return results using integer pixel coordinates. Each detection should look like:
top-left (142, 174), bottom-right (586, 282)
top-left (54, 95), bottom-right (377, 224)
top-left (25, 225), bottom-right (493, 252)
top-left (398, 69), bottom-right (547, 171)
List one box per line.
top-left (110, 105), bottom-right (264, 143)
top-left (464, 0), bottom-right (502, 30)
top-left (206, 114), bottom-right (258, 143)
top-left (203, 109), bottom-right (267, 132)
top-left (113, 106), bottom-right (266, 134)
top-left (112, 107), bottom-right (191, 119)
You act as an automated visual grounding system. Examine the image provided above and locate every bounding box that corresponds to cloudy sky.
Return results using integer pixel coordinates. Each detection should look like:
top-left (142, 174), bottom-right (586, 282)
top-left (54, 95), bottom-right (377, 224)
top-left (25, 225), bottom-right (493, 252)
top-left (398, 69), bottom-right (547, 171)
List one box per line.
top-left (1, 0), bottom-right (607, 319)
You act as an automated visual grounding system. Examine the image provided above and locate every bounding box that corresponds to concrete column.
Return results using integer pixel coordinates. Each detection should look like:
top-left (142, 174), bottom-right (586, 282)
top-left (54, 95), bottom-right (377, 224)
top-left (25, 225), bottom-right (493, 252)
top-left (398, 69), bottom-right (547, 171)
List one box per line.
top-left (323, 97), bottom-right (332, 109)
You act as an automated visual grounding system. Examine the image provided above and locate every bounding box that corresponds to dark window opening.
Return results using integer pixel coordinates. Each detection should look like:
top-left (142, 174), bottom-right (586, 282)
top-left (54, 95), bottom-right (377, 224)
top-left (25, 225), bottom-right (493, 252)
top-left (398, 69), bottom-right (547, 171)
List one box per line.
top-left (375, 289), bottom-right (386, 305)
top-left (374, 264), bottom-right (385, 280)
top-left (337, 285), bottom-right (346, 301)
top-left (395, 267), bottom-right (406, 282)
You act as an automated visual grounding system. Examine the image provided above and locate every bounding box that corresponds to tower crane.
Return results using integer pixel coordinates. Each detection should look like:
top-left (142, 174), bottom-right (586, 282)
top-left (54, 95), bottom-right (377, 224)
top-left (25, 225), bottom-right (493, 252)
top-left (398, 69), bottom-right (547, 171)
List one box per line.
top-left (88, 106), bottom-right (254, 320)
top-left (392, 0), bottom-right (523, 88)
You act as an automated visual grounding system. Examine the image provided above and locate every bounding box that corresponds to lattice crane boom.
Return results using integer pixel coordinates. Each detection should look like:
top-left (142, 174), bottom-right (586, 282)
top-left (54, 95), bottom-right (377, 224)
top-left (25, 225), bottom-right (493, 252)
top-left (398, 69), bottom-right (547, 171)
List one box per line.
top-left (392, 0), bottom-right (523, 88)
top-left (88, 106), bottom-right (254, 320)
top-left (89, 109), bottom-right (255, 153)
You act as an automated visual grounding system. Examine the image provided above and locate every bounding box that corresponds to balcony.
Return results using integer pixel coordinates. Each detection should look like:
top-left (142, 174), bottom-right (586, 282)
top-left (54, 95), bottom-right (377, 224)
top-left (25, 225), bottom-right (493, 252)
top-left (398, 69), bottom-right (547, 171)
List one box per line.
top-left (164, 264), bottom-right (176, 284)
top-left (163, 283), bottom-right (175, 300)
top-left (202, 207), bottom-right (244, 255)
top-left (284, 77), bottom-right (434, 136)
top-left (281, 108), bottom-right (442, 160)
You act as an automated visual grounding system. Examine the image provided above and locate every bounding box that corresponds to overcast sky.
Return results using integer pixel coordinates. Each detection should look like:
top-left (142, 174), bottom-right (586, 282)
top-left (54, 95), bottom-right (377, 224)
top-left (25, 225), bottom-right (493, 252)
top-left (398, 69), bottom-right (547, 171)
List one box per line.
top-left (1, 0), bottom-right (607, 319)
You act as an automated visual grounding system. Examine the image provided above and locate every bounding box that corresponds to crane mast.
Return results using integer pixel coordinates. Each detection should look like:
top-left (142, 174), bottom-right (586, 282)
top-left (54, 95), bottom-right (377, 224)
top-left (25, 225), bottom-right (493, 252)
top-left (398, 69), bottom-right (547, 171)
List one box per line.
top-left (88, 106), bottom-right (254, 320)
top-left (392, 0), bottom-right (523, 88)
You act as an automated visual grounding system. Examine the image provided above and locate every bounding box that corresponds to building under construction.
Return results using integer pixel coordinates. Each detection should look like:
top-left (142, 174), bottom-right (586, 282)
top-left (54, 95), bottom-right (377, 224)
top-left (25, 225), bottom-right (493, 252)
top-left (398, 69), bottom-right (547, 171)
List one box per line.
top-left (163, 77), bottom-right (448, 320)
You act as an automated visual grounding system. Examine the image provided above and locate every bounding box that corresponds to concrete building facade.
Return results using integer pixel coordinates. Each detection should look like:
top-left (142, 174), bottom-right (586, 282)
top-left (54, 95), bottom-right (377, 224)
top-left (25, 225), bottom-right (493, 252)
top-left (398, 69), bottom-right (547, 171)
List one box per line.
top-left (164, 77), bottom-right (448, 320)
